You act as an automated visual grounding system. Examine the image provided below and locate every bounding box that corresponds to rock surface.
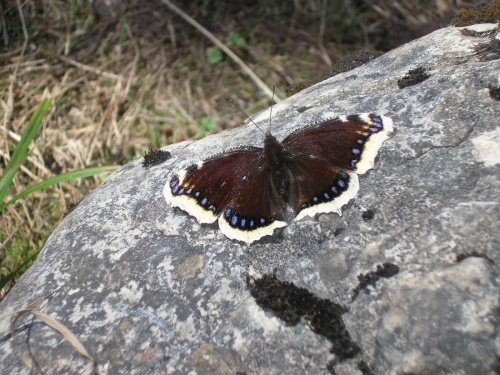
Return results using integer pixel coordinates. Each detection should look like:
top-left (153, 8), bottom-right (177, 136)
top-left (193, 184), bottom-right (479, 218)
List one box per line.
top-left (1, 24), bottom-right (499, 375)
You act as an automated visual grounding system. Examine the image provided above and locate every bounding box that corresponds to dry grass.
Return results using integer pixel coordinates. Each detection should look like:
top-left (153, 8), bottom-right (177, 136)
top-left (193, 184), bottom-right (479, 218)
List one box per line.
top-left (0, 0), bottom-right (336, 299)
top-left (7, 290), bottom-right (95, 374)
top-left (0, 0), bottom-right (462, 299)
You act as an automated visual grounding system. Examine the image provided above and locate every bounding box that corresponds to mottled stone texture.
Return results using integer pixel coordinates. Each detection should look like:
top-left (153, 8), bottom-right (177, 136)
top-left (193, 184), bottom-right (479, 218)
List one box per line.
top-left (1, 24), bottom-right (499, 375)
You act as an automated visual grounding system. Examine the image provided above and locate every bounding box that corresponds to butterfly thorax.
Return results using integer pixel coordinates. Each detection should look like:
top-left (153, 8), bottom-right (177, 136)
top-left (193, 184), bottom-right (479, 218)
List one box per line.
top-left (263, 133), bottom-right (286, 167)
top-left (263, 133), bottom-right (290, 200)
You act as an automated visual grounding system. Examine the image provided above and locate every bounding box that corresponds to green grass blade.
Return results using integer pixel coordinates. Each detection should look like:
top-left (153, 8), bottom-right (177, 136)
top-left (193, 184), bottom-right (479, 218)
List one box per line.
top-left (0, 156), bottom-right (27, 194)
top-left (0, 248), bottom-right (41, 292)
top-left (0, 165), bottom-right (120, 212)
top-left (0, 98), bottom-right (52, 203)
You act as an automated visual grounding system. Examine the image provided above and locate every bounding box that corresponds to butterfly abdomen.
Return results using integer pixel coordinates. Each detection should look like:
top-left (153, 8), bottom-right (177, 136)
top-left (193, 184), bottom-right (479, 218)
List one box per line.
top-left (263, 134), bottom-right (291, 201)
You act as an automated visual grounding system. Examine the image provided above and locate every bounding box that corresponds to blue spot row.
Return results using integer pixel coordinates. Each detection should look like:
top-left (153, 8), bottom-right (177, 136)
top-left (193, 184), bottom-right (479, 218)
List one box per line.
top-left (370, 114), bottom-right (383, 127)
top-left (224, 206), bottom-right (273, 231)
top-left (348, 115), bottom-right (385, 170)
top-left (170, 175), bottom-right (220, 214)
top-left (297, 170), bottom-right (350, 212)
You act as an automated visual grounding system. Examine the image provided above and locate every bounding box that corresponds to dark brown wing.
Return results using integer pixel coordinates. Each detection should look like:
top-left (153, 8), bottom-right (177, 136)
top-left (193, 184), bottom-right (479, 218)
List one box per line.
top-left (219, 166), bottom-right (287, 243)
top-left (283, 114), bottom-right (393, 174)
top-left (164, 148), bottom-right (262, 224)
top-left (164, 145), bottom-right (287, 243)
top-left (282, 114), bottom-right (393, 219)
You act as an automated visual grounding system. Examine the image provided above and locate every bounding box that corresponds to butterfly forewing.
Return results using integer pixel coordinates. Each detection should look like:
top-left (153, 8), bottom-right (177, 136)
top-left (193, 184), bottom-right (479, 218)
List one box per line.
top-left (164, 148), bottom-right (262, 224)
top-left (283, 114), bottom-right (393, 174)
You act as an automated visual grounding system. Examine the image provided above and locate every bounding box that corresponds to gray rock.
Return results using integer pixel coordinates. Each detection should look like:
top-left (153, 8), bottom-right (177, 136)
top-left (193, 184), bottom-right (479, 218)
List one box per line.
top-left (1, 24), bottom-right (499, 375)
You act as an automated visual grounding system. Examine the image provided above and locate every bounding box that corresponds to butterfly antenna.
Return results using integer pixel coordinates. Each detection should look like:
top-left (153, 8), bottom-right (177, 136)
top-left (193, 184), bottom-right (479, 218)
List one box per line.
top-left (269, 84), bottom-right (275, 134)
top-left (229, 99), bottom-right (266, 135)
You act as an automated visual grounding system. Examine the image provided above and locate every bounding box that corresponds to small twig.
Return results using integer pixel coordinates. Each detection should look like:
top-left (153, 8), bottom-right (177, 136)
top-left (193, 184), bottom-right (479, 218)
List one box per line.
top-left (166, 14), bottom-right (177, 52)
top-left (0, 226), bottom-right (19, 251)
top-left (0, 59), bottom-right (47, 74)
top-left (317, 0), bottom-right (332, 67)
top-left (160, 0), bottom-right (278, 102)
top-left (58, 55), bottom-right (120, 80)
top-left (122, 24), bottom-right (139, 100)
top-left (2, 0), bottom-right (28, 128)
top-left (0, 149), bottom-right (43, 182)
top-left (319, 0), bottom-right (327, 41)
top-left (0, 0), bottom-right (9, 47)
top-left (9, 291), bottom-right (95, 375)
top-left (0, 125), bottom-right (53, 177)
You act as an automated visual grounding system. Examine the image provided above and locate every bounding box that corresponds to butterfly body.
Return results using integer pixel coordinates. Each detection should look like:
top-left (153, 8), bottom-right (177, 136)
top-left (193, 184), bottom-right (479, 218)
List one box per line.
top-left (262, 134), bottom-right (290, 201)
top-left (164, 113), bottom-right (393, 244)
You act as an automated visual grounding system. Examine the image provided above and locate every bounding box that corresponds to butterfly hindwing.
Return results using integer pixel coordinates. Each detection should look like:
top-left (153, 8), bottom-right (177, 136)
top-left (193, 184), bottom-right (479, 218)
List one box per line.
top-left (285, 156), bottom-right (360, 221)
top-left (219, 167), bottom-right (287, 243)
top-left (282, 114), bottom-right (392, 220)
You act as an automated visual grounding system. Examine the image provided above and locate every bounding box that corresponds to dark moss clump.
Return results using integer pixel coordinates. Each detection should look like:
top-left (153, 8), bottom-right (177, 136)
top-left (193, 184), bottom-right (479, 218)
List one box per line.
top-left (488, 85), bottom-right (500, 100)
top-left (247, 274), bottom-right (360, 361)
top-left (361, 209), bottom-right (375, 221)
top-left (455, 251), bottom-right (495, 264)
top-left (286, 81), bottom-right (315, 97)
top-left (397, 67), bottom-right (430, 89)
top-left (452, 1), bottom-right (500, 27)
top-left (323, 50), bottom-right (384, 80)
top-left (357, 360), bottom-right (374, 375)
top-left (460, 27), bottom-right (497, 37)
top-left (475, 39), bottom-right (500, 61)
top-left (352, 262), bottom-right (399, 300)
top-left (142, 148), bottom-right (171, 168)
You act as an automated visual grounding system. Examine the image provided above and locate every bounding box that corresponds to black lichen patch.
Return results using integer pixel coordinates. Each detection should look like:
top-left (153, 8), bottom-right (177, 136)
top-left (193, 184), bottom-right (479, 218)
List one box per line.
top-left (326, 360), bottom-right (336, 374)
top-left (452, 1), bottom-right (500, 27)
top-left (361, 209), bottom-right (375, 221)
top-left (455, 251), bottom-right (495, 264)
top-left (323, 50), bottom-right (384, 80)
top-left (142, 148), bottom-right (171, 168)
top-left (475, 39), bottom-right (500, 61)
top-left (247, 274), bottom-right (360, 361)
top-left (488, 85), bottom-right (500, 100)
top-left (297, 106), bottom-right (313, 113)
top-left (352, 263), bottom-right (399, 301)
top-left (397, 67), bottom-right (430, 89)
top-left (334, 227), bottom-right (345, 237)
top-left (357, 360), bottom-right (374, 375)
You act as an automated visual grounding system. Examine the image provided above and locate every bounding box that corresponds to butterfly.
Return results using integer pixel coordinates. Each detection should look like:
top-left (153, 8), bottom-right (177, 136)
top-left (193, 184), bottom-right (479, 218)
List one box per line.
top-left (163, 113), bottom-right (393, 244)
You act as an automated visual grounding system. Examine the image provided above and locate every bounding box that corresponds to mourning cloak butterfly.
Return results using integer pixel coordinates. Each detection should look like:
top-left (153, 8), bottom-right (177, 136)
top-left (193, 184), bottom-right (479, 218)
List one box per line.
top-left (163, 113), bottom-right (393, 244)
